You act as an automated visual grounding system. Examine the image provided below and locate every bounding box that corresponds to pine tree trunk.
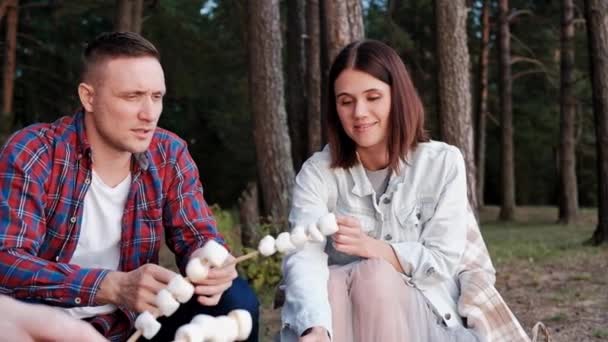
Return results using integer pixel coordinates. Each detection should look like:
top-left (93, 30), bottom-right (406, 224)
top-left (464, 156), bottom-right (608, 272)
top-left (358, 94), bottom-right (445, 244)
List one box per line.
top-left (286, 0), bottom-right (308, 171)
top-left (1, 0), bottom-right (18, 143)
top-left (435, 0), bottom-right (477, 213)
top-left (558, 0), bottom-right (578, 224)
top-left (115, 0), bottom-right (132, 31)
top-left (131, 0), bottom-right (143, 34)
top-left (248, 0), bottom-right (295, 222)
top-left (498, 0), bottom-right (516, 221)
top-left (475, 0), bottom-right (490, 209)
top-left (323, 0), bottom-right (364, 63)
top-left (584, 0), bottom-right (608, 245)
top-left (307, 0), bottom-right (322, 155)
top-left (238, 182), bottom-right (259, 249)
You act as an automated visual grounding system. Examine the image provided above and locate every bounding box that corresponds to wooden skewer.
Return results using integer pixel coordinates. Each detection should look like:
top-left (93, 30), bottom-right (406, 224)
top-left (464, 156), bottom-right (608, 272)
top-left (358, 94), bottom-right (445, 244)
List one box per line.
top-left (126, 250), bottom-right (260, 342)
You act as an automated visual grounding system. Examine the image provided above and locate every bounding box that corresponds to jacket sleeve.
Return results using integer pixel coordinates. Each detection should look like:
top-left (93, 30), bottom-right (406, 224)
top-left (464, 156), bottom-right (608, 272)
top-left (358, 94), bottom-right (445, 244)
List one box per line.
top-left (281, 158), bottom-right (333, 337)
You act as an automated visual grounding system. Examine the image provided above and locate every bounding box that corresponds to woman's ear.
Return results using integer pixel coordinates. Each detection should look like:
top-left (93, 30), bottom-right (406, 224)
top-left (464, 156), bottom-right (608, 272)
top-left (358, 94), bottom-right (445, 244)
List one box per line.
top-left (77, 82), bottom-right (95, 113)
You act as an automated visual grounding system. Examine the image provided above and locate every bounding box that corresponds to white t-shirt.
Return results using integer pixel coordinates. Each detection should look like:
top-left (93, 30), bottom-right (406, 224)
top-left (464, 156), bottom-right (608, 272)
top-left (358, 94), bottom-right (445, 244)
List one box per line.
top-left (62, 171), bottom-right (131, 319)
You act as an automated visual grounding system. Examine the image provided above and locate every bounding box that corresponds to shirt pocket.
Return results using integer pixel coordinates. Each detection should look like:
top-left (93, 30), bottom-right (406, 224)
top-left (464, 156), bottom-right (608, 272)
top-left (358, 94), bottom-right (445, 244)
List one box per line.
top-left (395, 202), bottom-right (422, 241)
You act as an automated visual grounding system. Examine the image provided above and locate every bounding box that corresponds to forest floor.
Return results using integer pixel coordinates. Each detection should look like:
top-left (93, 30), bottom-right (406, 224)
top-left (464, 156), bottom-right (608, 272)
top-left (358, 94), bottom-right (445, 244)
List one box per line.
top-left (160, 206), bottom-right (608, 342)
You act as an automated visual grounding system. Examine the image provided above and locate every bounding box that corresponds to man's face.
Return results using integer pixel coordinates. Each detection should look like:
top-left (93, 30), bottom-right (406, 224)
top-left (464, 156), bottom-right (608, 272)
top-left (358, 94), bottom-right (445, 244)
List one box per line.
top-left (82, 56), bottom-right (166, 155)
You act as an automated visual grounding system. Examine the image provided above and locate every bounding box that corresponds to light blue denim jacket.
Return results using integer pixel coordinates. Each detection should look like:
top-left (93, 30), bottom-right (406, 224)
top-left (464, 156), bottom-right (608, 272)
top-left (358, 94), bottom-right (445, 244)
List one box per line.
top-left (281, 141), bottom-right (468, 338)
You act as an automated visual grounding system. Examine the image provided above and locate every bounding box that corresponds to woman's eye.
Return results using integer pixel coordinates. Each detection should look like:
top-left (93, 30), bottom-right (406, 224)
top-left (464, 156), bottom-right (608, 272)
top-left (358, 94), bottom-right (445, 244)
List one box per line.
top-left (368, 96), bottom-right (381, 102)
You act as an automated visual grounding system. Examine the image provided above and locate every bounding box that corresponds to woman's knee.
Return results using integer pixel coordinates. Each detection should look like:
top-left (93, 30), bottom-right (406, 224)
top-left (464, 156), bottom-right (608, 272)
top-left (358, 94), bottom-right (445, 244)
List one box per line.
top-left (350, 258), bottom-right (406, 302)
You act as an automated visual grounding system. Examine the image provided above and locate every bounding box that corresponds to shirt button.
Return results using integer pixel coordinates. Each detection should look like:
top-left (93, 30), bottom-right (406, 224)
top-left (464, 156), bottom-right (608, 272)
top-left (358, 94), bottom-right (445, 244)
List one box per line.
top-left (75, 297), bottom-right (81, 304)
top-left (384, 234), bottom-right (392, 241)
top-left (426, 267), bottom-right (435, 276)
top-left (444, 313), bottom-right (451, 320)
top-left (70, 217), bottom-right (77, 224)
top-left (416, 212), bottom-right (422, 220)
top-left (84, 178), bottom-right (91, 185)
top-left (55, 256), bottom-right (59, 261)
top-left (76, 153), bottom-right (83, 160)
top-left (382, 197), bottom-right (391, 204)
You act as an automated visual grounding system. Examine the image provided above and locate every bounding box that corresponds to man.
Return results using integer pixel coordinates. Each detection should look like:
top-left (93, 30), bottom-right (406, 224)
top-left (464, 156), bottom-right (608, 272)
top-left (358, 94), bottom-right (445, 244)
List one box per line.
top-left (0, 32), bottom-right (258, 342)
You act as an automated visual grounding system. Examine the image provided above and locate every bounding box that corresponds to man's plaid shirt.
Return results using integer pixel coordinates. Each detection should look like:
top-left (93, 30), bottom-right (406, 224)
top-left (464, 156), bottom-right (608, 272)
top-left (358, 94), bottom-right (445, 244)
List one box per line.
top-left (0, 112), bottom-right (224, 341)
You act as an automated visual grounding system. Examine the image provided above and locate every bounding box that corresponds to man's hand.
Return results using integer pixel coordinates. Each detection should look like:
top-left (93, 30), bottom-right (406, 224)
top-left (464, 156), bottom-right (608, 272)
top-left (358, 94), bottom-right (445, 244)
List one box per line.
top-left (191, 256), bottom-right (238, 306)
top-left (0, 295), bottom-right (107, 342)
top-left (96, 264), bottom-right (176, 315)
top-left (299, 326), bottom-right (330, 342)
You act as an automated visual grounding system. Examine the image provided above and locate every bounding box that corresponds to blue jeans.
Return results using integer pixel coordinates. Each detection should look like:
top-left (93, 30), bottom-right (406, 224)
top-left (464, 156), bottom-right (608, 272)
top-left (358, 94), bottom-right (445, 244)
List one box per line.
top-left (145, 276), bottom-right (259, 342)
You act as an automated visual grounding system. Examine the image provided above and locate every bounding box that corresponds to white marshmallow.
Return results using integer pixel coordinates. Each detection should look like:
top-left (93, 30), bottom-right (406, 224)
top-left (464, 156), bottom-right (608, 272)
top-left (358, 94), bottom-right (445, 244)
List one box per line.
top-left (167, 275), bottom-right (195, 303)
top-left (191, 314), bottom-right (216, 339)
top-left (318, 213), bottom-right (339, 236)
top-left (228, 309), bottom-right (253, 341)
top-left (186, 258), bottom-right (210, 282)
top-left (174, 323), bottom-right (205, 342)
top-left (257, 235), bottom-right (276, 256)
top-left (192, 240), bottom-right (230, 267)
top-left (155, 288), bottom-right (180, 317)
top-left (307, 223), bottom-right (325, 243)
top-left (275, 232), bottom-right (297, 254)
top-left (134, 311), bottom-right (161, 340)
top-left (215, 316), bottom-right (239, 341)
top-left (290, 225), bottom-right (308, 248)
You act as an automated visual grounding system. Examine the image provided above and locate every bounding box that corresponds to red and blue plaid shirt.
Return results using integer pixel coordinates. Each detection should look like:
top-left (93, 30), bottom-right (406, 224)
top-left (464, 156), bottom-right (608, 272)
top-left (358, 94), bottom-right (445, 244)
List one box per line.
top-left (0, 112), bottom-right (224, 341)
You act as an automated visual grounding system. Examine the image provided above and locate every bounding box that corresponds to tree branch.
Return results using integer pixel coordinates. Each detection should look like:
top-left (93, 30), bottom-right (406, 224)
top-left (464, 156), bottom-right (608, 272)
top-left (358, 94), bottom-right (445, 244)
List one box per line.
top-left (508, 9), bottom-right (533, 22)
top-left (513, 68), bottom-right (546, 81)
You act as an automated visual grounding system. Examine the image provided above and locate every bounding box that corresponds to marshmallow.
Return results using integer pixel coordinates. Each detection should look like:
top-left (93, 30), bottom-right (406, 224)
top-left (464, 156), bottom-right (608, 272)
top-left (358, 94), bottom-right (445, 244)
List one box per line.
top-left (318, 213), bottom-right (339, 236)
top-left (290, 225), bottom-right (308, 248)
top-left (155, 288), bottom-right (180, 317)
top-left (215, 316), bottom-right (239, 341)
top-left (134, 311), bottom-right (161, 340)
top-left (167, 275), bottom-right (195, 303)
top-left (174, 323), bottom-right (205, 342)
top-left (307, 223), bottom-right (325, 243)
top-left (186, 258), bottom-right (210, 282)
top-left (275, 232), bottom-right (297, 254)
top-left (191, 314), bottom-right (216, 339)
top-left (229, 309), bottom-right (253, 341)
top-left (192, 240), bottom-right (230, 267)
top-left (257, 235), bottom-right (276, 256)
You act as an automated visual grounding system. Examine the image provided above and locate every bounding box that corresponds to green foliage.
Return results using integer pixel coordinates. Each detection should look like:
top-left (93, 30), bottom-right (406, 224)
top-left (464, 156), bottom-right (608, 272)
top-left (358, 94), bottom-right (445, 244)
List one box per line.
top-left (238, 223), bottom-right (284, 293)
top-left (210, 204), bottom-right (241, 249)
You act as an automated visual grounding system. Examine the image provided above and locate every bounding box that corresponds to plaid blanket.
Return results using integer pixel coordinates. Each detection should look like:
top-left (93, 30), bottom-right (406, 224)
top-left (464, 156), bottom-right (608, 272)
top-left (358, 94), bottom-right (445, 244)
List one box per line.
top-left (457, 207), bottom-right (531, 342)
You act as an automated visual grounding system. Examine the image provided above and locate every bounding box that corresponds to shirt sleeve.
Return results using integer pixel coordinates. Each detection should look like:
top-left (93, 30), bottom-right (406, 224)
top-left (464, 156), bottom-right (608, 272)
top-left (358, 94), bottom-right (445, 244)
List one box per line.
top-left (0, 131), bottom-right (109, 307)
top-left (161, 140), bottom-right (225, 273)
top-left (282, 159), bottom-right (333, 337)
top-left (390, 147), bottom-right (468, 287)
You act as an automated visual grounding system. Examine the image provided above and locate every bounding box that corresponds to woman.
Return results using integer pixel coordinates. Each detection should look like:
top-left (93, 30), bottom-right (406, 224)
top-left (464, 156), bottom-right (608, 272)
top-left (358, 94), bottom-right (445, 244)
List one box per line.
top-left (281, 40), bottom-right (489, 342)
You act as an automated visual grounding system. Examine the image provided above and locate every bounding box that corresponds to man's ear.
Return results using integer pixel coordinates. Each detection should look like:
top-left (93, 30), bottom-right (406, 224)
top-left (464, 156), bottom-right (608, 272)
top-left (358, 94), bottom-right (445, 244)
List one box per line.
top-left (78, 82), bottom-right (95, 113)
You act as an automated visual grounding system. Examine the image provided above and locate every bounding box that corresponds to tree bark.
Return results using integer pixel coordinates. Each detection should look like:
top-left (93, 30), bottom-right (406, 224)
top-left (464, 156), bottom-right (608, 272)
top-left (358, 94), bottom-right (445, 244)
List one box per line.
top-left (498, 0), bottom-right (516, 221)
top-left (247, 0), bottom-right (295, 222)
top-left (584, 0), bottom-right (608, 245)
top-left (114, 0), bottom-right (132, 31)
top-left (475, 0), bottom-right (490, 209)
top-left (1, 0), bottom-right (18, 142)
top-left (286, 0), bottom-right (308, 171)
top-left (238, 182), bottom-right (259, 249)
top-left (558, 0), bottom-right (578, 224)
top-left (435, 0), bottom-right (478, 213)
top-left (131, 0), bottom-right (143, 34)
top-left (323, 0), bottom-right (364, 64)
top-left (307, 0), bottom-right (322, 155)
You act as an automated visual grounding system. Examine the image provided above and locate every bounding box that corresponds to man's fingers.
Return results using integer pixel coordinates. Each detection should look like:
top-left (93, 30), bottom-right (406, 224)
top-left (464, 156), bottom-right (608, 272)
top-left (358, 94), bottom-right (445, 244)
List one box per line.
top-left (145, 264), bottom-right (177, 284)
top-left (194, 281), bottom-right (232, 297)
top-left (197, 293), bottom-right (222, 306)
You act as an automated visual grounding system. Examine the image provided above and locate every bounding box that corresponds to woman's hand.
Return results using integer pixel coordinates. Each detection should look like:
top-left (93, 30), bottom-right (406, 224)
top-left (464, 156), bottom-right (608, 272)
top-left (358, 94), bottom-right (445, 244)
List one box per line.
top-left (332, 216), bottom-right (404, 273)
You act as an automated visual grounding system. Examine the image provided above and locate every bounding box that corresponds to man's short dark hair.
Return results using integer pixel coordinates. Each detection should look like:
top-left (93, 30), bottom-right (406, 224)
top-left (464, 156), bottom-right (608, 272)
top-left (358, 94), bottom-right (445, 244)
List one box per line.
top-left (81, 31), bottom-right (160, 82)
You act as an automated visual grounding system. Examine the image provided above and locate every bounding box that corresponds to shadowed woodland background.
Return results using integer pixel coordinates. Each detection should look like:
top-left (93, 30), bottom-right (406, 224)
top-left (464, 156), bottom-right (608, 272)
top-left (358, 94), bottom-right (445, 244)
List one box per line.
top-left (0, 0), bottom-right (606, 340)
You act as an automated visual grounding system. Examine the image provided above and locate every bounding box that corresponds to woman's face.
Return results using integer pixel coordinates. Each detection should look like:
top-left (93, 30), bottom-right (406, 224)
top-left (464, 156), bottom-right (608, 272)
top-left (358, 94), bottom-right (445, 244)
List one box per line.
top-left (334, 68), bottom-right (391, 154)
